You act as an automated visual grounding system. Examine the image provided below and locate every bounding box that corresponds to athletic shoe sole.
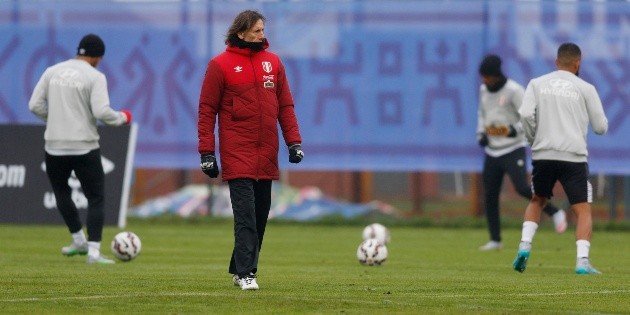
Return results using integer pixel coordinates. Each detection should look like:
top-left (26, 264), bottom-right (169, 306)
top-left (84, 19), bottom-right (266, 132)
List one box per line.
top-left (576, 266), bottom-right (601, 275)
top-left (62, 248), bottom-right (88, 256)
top-left (87, 256), bottom-right (116, 264)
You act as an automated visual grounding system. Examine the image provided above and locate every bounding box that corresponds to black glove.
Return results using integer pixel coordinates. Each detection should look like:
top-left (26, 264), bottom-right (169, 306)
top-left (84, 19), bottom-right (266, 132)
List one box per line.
top-left (288, 144), bottom-right (303, 163)
top-left (200, 153), bottom-right (219, 178)
top-left (507, 125), bottom-right (517, 138)
top-left (478, 133), bottom-right (489, 147)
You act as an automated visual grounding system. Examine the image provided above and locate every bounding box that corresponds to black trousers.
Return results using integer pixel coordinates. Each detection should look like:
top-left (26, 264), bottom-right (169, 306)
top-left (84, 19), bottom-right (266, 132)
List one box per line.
top-left (483, 147), bottom-right (559, 242)
top-left (45, 149), bottom-right (105, 242)
top-left (228, 178), bottom-right (272, 277)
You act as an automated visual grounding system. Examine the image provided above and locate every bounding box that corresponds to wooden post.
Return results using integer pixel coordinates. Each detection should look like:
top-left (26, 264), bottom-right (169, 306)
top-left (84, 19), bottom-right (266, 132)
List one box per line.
top-left (624, 176), bottom-right (630, 220)
top-left (410, 172), bottom-right (423, 216)
top-left (470, 172), bottom-right (483, 217)
top-left (353, 171), bottom-right (373, 203)
top-left (609, 176), bottom-right (617, 221)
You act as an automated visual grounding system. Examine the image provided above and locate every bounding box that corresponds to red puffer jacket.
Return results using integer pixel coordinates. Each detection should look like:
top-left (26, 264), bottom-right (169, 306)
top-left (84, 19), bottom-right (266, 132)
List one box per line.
top-left (198, 42), bottom-right (302, 181)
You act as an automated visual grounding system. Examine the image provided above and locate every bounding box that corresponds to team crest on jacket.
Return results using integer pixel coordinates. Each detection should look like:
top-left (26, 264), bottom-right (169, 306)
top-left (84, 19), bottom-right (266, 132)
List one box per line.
top-left (262, 61), bottom-right (272, 73)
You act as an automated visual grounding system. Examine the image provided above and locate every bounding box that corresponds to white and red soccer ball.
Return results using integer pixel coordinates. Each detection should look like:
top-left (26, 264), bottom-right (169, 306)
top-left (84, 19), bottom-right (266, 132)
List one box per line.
top-left (111, 231), bottom-right (142, 262)
top-left (362, 223), bottom-right (391, 245)
top-left (356, 238), bottom-right (388, 266)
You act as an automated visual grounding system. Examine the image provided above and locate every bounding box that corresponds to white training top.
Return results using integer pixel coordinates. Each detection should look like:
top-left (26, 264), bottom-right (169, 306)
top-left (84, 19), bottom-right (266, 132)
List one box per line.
top-left (519, 70), bottom-right (608, 163)
top-left (29, 58), bottom-right (127, 153)
top-left (477, 78), bottom-right (527, 157)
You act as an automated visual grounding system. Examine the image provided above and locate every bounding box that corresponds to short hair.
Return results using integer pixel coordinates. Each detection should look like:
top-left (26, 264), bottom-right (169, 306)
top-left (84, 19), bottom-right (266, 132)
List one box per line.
top-left (225, 10), bottom-right (266, 45)
top-left (557, 42), bottom-right (581, 67)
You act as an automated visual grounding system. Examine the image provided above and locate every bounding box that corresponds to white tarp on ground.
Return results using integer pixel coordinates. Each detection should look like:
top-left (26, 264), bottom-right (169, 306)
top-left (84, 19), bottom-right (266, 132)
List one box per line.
top-left (129, 183), bottom-right (394, 221)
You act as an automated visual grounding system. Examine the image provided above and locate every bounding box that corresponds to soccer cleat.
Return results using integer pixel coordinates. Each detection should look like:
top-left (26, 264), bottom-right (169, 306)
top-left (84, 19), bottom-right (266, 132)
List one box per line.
top-left (553, 209), bottom-right (567, 234)
top-left (479, 241), bottom-right (502, 251)
top-left (512, 241), bottom-right (532, 273)
top-left (87, 255), bottom-right (116, 265)
top-left (238, 273), bottom-right (259, 290)
top-left (575, 258), bottom-right (602, 275)
top-left (61, 243), bottom-right (88, 256)
top-left (232, 274), bottom-right (240, 286)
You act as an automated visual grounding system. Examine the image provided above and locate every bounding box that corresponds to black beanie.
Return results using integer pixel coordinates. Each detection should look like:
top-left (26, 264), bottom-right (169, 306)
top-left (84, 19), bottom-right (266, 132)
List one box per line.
top-left (77, 34), bottom-right (105, 57)
top-left (479, 54), bottom-right (503, 77)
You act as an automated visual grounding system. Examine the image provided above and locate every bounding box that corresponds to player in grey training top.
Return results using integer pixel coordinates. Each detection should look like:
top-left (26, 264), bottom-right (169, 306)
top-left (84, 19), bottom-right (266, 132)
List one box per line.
top-left (29, 34), bottom-right (131, 265)
top-left (519, 56), bottom-right (608, 163)
top-left (476, 55), bottom-right (566, 252)
top-left (513, 42), bottom-right (608, 275)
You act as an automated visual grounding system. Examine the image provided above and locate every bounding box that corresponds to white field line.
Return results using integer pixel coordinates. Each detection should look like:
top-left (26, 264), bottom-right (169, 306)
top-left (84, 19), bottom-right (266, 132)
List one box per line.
top-left (2, 289), bottom-right (629, 304)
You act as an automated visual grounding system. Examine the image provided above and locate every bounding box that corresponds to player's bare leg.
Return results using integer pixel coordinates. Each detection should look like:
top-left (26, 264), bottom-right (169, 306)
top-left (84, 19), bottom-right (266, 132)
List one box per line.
top-left (523, 194), bottom-right (546, 223)
top-left (513, 195), bottom-right (546, 272)
top-left (572, 202), bottom-right (600, 274)
top-left (572, 202), bottom-right (592, 241)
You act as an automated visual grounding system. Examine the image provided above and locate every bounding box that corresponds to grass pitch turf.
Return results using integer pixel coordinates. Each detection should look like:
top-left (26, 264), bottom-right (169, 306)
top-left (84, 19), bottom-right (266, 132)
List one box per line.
top-left (1, 219), bottom-right (629, 314)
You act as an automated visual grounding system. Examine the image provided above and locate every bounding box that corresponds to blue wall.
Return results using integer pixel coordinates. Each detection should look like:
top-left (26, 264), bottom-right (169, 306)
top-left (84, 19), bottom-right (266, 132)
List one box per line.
top-left (1, 1), bottom-right (629, 173)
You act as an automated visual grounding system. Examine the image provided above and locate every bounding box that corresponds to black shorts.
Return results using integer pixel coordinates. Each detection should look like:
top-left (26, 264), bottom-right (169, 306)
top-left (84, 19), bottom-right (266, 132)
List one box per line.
top-left (531, 160), bottom-right (592, 205)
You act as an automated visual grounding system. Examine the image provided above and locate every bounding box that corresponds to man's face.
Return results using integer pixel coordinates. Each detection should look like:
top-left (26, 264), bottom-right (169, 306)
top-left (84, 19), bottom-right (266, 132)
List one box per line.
top-left (238, 19), bottom-right (265, 43)
top-left (481, 75), bottom-right (500, 87)
top-left (90, 56), bottom-right (103, 68)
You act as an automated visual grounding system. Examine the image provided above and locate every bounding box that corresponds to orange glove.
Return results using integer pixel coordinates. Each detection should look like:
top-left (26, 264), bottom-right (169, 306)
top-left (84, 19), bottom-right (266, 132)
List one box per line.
top-left (485, 125), bottom-right (510, 136)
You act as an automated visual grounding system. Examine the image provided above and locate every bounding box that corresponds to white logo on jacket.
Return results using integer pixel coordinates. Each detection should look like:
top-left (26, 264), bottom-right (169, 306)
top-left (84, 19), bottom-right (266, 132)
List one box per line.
top-left (234, 66), bottom-right (243, 72)
top-left (542, 79), bottom-right (579, 100)
top-left (549, 79), bottom-right (573, 90)
top-left (499, 95), bottom-right (506, 106)
top-left (58, 69), bottom-right (79, 80)
top-left (262, 61), bottom-right (272, 73)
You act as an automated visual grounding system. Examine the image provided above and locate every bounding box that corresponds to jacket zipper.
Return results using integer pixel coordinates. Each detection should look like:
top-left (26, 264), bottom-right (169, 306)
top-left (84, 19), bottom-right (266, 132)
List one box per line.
top-left (249, 52), bottom-right (262, 180)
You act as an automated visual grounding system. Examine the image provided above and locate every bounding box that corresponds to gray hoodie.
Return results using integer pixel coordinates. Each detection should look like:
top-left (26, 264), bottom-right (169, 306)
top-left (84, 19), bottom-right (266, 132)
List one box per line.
top-left (519, 70), bottom-right (608, 163)
top-left (477, 78), bottom-right (527, 157)
top-left (29, 59), bottom-right (127, 152)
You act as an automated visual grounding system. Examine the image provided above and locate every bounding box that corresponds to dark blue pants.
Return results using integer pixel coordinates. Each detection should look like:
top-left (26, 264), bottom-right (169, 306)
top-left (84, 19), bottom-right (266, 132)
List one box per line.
top-left (228, 178), bottom-right (272, 277)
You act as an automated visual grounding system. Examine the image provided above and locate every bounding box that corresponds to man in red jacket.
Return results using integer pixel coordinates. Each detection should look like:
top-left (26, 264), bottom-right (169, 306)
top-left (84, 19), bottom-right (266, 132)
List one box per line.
top-left (197, 10), bottom-right (303, 291)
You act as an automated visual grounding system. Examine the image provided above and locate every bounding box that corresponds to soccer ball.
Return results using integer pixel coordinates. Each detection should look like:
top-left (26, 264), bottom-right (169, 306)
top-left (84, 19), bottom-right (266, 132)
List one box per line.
top-left (356, 238), bottom-right (388, 266)
top-left (362, 223), bottom-right (391, 245)
top-left (111, 231), bottom-right (141, 261)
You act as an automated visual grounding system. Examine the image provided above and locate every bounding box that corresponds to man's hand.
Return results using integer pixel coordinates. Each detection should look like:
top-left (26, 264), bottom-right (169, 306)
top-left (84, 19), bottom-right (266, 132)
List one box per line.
top-left (506, 125), bottom-right (517, 137)
top-left (200, 154), bottom-right (219, 178)
top-left (288, 144), bottom-right (303, 163)
top-left (478, 133), bottom-right (489, 147)
top-left (121, 110), bottom-right (132, 125)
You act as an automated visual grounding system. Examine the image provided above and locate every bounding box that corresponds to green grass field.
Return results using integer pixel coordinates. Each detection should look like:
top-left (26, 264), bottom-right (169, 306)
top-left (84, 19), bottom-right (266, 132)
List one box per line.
top-left (1, 219), bottom-right (629, 314)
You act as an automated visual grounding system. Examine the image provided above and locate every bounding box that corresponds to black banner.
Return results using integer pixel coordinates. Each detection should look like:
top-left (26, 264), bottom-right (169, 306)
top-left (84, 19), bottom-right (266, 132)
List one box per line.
top-left (0, 124), bottom-right (135, 227)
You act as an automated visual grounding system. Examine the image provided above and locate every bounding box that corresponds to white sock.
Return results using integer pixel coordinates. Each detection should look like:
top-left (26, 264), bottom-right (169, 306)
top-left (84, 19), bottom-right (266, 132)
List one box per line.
top-left (71, 230), bottom-right (87, 245)
top-left (576, 240), bottom-right (590, 258)
top-left (88, 241), bottom-right (101, 258)
top-left (521, 221), bottom-right (539, 243)
top-left (553, 209), bottom-right (565, 221)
